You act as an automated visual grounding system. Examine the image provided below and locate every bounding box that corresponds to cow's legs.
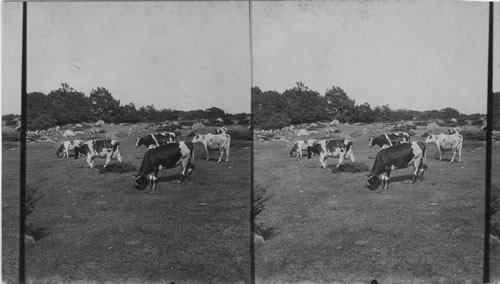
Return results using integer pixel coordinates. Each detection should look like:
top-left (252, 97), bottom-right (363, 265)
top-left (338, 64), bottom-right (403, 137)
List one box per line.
top-left (104, 154), bottom-right (112, 168)
top-left (205, 147), bottom-right (210, 161)
top-left (64, 149), bottom-right (69, 158)
top-left (114, 151), bottom-right (122, 163)
top-left (87, 155), bottom-right (94, 168)
top-left (437, 148), bottom-right (443, 161)
top-left (458, 145), bottom-right (462, 162)
top-left (217, 149), bottom-right (224, 163)
top-left (179, 159), bottom-right (189, 183)
top-left (336, 152), bottom-right (345, 168)
top-left (320, 152), bottom-right (328, 169)
top-left (225, 145), bottom-right (229, 162)
top-left (348, 149), bottom-right (355, 163)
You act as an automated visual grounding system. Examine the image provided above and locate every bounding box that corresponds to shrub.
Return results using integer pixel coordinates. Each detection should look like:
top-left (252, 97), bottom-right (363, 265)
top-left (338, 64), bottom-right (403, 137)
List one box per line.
top-left (2, 131), bottom-right (20, 142)
top-left (98, 162), bottom-right (137, 174)
top-left (332, 161), bottom-right (370, 173)
top-left (253, 185), bottom-right (279, 241)
top-left (25, 186), bottom-right (43, 242)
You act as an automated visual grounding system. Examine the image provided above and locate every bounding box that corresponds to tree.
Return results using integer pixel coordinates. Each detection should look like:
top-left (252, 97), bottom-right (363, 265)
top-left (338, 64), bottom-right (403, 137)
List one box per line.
top-left (353, 103), bottom-right (375, 123)
top-left (252, 87), bottom-right (291, 129)
top-left (282, 82), bottom-right (328, 124)
top-left (325, 86), bottom-right (355, 122)
top-left (89, 87), bottom-right (120, 122)
top-left (47, 84), bottom-right (93, 125)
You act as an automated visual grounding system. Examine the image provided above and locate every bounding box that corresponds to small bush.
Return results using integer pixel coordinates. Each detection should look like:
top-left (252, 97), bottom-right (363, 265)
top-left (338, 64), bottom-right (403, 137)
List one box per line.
top-left (461, 130), bottom-right (486, 141)
top-left (2, 131), bottom-right (20, 142)
top-left (491, 186), bottom-right (500, 238)
top-left (98, 162), bottom-right (137, 174)
top-left (332, 161), bottom-right (370, 173)
top-left (25, 186), bottom-right (43, 241)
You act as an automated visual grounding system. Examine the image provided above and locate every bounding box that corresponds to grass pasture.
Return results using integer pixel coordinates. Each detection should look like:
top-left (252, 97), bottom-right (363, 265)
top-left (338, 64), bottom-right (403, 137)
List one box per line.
top-left (491, 144), bottom-right (500, 283)
top-left (20, 126), bottom-right (251, 283)
top-left (254, 132), bottom-right (484, 283)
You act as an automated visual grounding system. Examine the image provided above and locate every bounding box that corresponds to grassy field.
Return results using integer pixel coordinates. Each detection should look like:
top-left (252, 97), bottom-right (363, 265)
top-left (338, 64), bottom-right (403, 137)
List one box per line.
top-left (254, 132), bottom-right (484, 283)
top-left (2, 141), bottom-right (20, 283)
top-left (19, 126), bottom-right (251, 283)
top-left (491, 143), bottom-right (500, 283)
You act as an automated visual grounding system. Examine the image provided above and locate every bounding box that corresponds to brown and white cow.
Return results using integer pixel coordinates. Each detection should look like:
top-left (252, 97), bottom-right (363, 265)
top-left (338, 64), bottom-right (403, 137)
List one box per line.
top-left (290, 139), bottom-right (317, 158)
top-left (307, 139), bottom-right (355, 168)
top-left (367, 141), bottom-right (427, 190)
top-left (56, 140), bottom-right (83, 158)
top-left (192, 133), bottom-right (231, 162)
top-left (136, 132), bottom-right (176, 149)
top-left (74, 139), bottom-right (122, 168)
top-left (368, 132), bottom-right (410, 149)
top-left (425, 131), bottom-right (463, 163)
top-left (135, 141), bottom-right (195, 193)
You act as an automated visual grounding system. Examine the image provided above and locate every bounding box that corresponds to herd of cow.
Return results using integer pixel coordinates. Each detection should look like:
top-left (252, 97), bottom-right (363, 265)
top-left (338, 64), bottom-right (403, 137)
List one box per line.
top-left (289, 128), bottom-right (464, 191)
top-left (55, 127), bottom-right (231, 192)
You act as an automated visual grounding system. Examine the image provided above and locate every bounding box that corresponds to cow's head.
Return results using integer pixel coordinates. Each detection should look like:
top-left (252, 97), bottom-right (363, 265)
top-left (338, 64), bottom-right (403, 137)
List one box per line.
top-left (368, 137), bottom-right (375, 148)
top-left (134, 175), bottom-right (146, 190)
top-left (135, 137), bottom-right (142, 148)
top-left (192, 134), bottom-right (202, 144)
top-left (290, 143), bottom-right (298, 157)
top-left (74, 146), bottom-right (81, 159)
top-left (425, 135), bottom-right (437, 144)
top-left (366, 175), bottom-right (380, 190)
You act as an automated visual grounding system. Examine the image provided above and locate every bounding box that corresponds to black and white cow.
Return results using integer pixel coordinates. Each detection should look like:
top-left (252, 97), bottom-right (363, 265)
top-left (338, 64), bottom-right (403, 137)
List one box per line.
top-left (368, 132), bottom-right (411, 149)
top-left (136, 132), bottom-right (176, 149)
top-left (214, 127), bottom-right (228, 134)
top-left (307, 139), bottom-right (355, 168)
top-left (192, 133), bottom-right (231, 162)
top-left (290, 139), bottom-right (317, 158)
top-left (56, 140), bottom-right (83, 158)
top-left (425, 131), bottom-right (463, 163)
top-left (135, 141), bottom-right (195, 192)
top-left (367, 141), bottom-right (427, 191)
top-left (74, 139), bottom-right (122, 168)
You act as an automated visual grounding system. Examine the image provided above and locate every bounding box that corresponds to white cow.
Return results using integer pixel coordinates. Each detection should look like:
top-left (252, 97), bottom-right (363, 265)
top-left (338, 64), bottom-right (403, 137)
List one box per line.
top-left (425, 132), bottom-right (463, 163)
top-left (56, 140), bottom-right (83, 158)
top-left (290, 139), bottom-right (317, 158)
top-left (192, 133), bottom-right (231, 162)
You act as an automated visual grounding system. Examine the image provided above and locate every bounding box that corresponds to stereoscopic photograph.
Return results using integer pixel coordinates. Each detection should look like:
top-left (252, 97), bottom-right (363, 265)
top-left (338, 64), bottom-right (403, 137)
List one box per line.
top-left (2, 1), bottom-right (251, 282)
top-left (252, 1), bottom-right (488, 282)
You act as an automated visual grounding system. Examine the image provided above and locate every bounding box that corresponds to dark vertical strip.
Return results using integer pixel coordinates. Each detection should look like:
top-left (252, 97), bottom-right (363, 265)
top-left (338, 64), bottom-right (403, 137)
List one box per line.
top-left (20, 1), bottom-right (27, 284)
top-left (484, 2), bottom-right (493, 283)
top-left (248, 1), bottom-right (255, 284)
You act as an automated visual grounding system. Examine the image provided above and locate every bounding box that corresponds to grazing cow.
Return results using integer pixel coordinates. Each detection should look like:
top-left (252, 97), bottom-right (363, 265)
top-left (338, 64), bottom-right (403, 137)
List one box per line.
top-left (136, 132), bottom-right (176, 149)
top-left (135, 141), bottom-right (195, 192)
top-left (74, 139), bottom-right (122, 168)
top-left (290, 139), bottom-right (317, 158)
top-left (368, 132), bottom-right (411, 149)
top-left (425, 132), bottom-right (463, 163)
top-left (192, 133), bottom-right (231, 162)
top-left (214, 127), bottom-right (228, 134)
top-left (56, 140), bottom-right (83, 158)
top-left (367, 141), bottom-right (427, 190)
top-left (307, 139), bottom-right (355, 168)
top-left (447, 128), bottom-right (461, 135)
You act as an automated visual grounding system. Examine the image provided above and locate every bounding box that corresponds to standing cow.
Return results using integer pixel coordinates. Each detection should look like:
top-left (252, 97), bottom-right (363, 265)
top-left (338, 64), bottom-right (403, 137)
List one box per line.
top-left (74, 139), bottom-right (122, 168)
top-left (368, 132), bottom-right (410, 149)
top-left (290, 139), bottom-right (317, 158)
top-left (56, 140), bottom-right (83, 158)
top-left (307, 139), bottom-right (355, 168)
top-left (367, 141), bottom-right (427, 191)
top-left (425, 131), bottom-right (463, 163)
top-left (135, 141), bottom-right (195, 192)
top-left (192, 133), bottom-right (231, 162)
top-left (136, 132), bottom-right (176, 149)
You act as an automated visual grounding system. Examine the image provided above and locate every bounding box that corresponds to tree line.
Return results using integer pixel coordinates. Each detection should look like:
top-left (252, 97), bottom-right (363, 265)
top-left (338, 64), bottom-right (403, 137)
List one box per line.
top-left (23, 83), bottom-right (248, 131)
top-left (252, 82), bottom-right (485, 130)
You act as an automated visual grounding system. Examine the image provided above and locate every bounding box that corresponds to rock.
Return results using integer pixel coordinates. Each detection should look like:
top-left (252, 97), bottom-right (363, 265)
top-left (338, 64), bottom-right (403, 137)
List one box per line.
top-left (63, 130), bottom-right (76, 137)
top-left (94, 120), bottom-right (105, 127)
top-left (329, 119), bottom-right (340, 126)
top-left (297, 129), bottom-right (309, 136)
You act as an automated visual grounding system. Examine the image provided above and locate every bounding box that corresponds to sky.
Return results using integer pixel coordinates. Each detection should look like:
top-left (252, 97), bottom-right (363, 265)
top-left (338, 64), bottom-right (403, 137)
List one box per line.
top-left (1, 1), bottom-right (251, 115)
top-left (253, 0), bottom-right (495, 114)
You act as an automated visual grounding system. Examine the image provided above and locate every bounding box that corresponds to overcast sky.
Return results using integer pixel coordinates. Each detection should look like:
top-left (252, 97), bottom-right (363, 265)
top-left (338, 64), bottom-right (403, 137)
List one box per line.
top-left (1, 1), bottom-right (250, 115)
top-left (1, 1), bottom-right (499, 116)
top-left (253, 0), bottom-right (496, 114)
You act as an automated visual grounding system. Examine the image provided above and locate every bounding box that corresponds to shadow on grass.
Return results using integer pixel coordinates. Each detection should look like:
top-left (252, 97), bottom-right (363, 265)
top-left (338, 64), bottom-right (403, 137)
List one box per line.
top-left (29, 227), bottom-right (48, 241)
top-left (255, 223), bottom-right (280, 241)
top-left (98, 162), bottom-right (137, 174)
top-left (331, 162), bottom-right (369, 174)
top-left (253, 185), bottom-right (279, 242)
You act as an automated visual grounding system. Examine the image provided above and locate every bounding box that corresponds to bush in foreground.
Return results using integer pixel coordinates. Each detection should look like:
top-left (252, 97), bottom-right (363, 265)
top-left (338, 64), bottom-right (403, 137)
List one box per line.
top-left (332, 161), bottom-right (370, 173)
top-left (99, 162), bottom-right (137, 174)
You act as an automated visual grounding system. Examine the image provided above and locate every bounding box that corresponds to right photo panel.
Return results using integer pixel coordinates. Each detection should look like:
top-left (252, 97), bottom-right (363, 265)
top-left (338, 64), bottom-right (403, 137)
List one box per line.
top-left (252, 1), bottom-right (487, 283)
top-left (491, 3), bottom-right (500, 283)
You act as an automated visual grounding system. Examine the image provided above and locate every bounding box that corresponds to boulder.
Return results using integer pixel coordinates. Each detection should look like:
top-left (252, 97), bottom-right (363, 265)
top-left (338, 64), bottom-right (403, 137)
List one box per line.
top-left (63, 130), bottom-right (76, 137)
top-left (297, 129), bottom-right (309, 136)
top-left (329, 120), bottom-right (340, 126)
top-left (94, 120), bottom-right (105, 127)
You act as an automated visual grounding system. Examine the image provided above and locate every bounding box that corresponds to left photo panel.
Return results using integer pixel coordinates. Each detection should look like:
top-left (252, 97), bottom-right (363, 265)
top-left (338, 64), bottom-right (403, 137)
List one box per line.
top-left (2, 2), bottom-right (252, 282)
